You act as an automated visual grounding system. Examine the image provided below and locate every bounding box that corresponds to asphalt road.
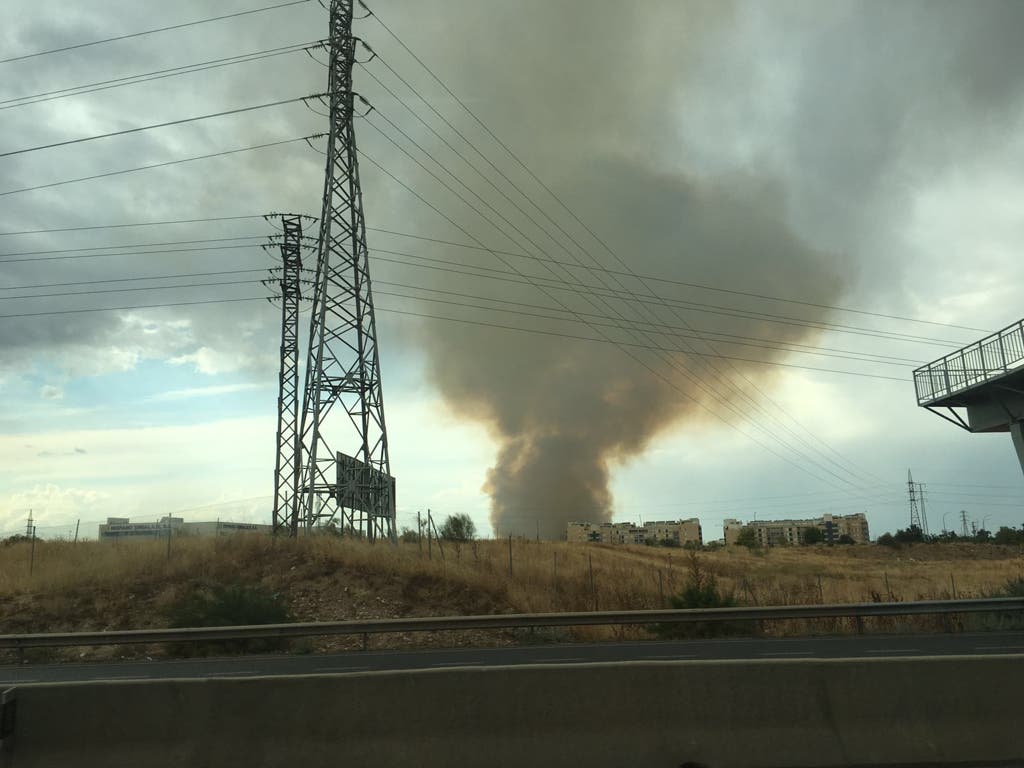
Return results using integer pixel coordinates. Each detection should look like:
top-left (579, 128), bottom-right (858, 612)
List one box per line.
top-left (2, 631), bottom-right (1023, 685)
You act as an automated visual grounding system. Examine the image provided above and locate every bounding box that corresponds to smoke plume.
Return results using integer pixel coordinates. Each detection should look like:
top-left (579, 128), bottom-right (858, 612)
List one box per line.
top-left (392, 0), bottom-right (844, 538)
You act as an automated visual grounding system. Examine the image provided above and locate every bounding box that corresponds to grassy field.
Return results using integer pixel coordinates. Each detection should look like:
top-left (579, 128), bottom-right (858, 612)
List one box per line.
top-left (0, 535), bottom-right (1021, 659)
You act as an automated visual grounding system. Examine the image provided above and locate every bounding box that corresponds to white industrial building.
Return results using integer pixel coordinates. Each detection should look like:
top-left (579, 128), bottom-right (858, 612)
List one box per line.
top-left (98, 517), bottom-right (272, 541)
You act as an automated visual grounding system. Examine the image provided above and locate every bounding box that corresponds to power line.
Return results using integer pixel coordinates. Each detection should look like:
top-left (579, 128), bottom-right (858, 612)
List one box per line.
top-left (0, 215), bottom-right (266, 237)
top-left (0, 43), bottom-right (318, 111)
top-left (376, 306), bottom-right (907, 382)
top-left (0, 95), bottom-right (318, 157)
top-left (372, 285), bottom-right (917, 368)
top-left (368, 247), bottom-right (954, 351)
top-left (0, 264), bottom-right (916, 368)
top-left (1, 278), bottom-right (262, 301)
top-left (364, 227), bottom-right (988, 334)
top-left (0, 236), bottom-right (263, 259)
top-left (0, 213), bottom-right (980, 343)
top-left (0, 268), bottom-right (267, 291)
top-left (0, 135), bottom-right (319, 198)
top-left (0, 296), bottom-right (266, 318)
top-left (0, 286), bottom-right (908, 382)
top-left (0, 0), bottom-right (315, 65)
top-left (0, 243), bottom-right (263, 265)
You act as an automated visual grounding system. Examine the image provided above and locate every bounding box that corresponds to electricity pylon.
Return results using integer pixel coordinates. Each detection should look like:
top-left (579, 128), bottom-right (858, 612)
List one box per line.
top-left (298, 0), bottom-right (394, 541)
top-left (267, 214), bottom-right (307, 537)
top-left (906, 469), bottom-right (929, 536)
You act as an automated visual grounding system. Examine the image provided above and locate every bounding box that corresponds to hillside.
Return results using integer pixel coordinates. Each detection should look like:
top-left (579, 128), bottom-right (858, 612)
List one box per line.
top-left (0, 535), bottom-right (1021, 661)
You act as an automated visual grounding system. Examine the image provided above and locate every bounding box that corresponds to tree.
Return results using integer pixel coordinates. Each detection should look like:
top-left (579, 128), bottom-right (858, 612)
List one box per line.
top-left (735, 528), bottom-right (757, 549)
top-left (836, 534), bottom-right (855, 545)
top-left (994, 526), bottom-right (1024, 546)
top-left (802, 527), bottom-right (824, 545)
top-left (439, 513), bottom-right (476, 542)
top-left (399, 526), bottom-right (420, 543)
top-left (876, 532), bottom-right (899, 548)
top-left (893, 525), bottom-right (924, 544)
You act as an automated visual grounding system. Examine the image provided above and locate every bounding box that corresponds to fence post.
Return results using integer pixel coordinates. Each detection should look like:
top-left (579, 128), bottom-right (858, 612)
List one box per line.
top-left (28, 526), bottom-right (36, 577)
top-left (74, 519), bottom-right (80, 543)
top-left (658, 570), bottom-right (665, 606)
top-left (589, 554), bottom-right (597, 610)
top-left (950, 572), bottom-right (958, 599)
top-left (817, 574), bottom-right (824, 604)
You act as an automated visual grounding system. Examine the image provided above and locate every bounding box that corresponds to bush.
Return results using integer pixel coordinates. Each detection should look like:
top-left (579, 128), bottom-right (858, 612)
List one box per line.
top-left (877, 533), bottom-right (899, 549)
top-left (999, 577), bottom-right (1024, 598)
top-left (439, 513), bottom-right (476, 542)
top-left (652, 552), bottom-right (753, 639)
top-left (965, 577), bottom-right (1024, 632)
top-left (164, 583), bottom-right (292, 656)
top-left (802, 527), bottom-right (824, 545)
top-left (735, 528), bottom-right (758, 549)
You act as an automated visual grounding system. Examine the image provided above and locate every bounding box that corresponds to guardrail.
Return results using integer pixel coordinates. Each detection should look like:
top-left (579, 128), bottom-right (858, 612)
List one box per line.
top-left (1, 598), bottom-right (1021, 651)
top-left (914, 317), bottom-right (1024, 405)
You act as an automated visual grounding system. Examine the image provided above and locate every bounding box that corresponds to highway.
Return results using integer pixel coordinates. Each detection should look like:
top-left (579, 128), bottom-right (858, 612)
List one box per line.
top-left (2, 630), bottom-right (1023, 684)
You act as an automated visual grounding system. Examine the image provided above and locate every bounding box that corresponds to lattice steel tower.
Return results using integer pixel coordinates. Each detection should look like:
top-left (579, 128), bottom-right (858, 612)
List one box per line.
top-left (299, 0), bottom-right (394, 541)
top-left (906, 469), bottom-right (928, 536)
top-left (267, 214), bottom-right (306, 537)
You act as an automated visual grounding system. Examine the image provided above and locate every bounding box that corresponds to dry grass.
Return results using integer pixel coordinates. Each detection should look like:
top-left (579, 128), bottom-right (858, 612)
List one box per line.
top-left (0, 535), bottom-right (1021, 660)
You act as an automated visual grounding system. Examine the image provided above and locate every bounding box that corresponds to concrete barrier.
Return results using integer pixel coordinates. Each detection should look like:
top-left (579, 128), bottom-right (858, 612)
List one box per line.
top-left (2, 655), bottom-right (1022, 767)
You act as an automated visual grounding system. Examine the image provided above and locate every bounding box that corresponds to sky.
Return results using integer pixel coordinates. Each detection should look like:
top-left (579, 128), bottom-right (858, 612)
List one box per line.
top-left (1, 0), bottom-right (1023, 541)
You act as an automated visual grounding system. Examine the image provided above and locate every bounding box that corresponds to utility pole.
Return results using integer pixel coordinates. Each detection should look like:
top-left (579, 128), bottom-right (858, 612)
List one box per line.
top-left (25, 510), bottom-right (33, 539)
top-left (299, 0), bottom-right (394, 542)
top-left (267, 213), bottom-right (308, 538)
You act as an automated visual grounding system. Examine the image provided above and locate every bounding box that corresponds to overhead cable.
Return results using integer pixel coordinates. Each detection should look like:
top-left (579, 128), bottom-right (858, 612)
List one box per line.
top-left (0, 95), bottom-right (319, 157)
top-left (0, 0), bottom-right (315, 65)
top-left (0, 135), bottom-right (319, 197)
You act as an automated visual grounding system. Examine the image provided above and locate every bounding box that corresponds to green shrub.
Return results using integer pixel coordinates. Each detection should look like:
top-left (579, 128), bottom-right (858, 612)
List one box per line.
top-left (652, 553), bottom-right (754, 639)
top-left (164, 583), bottom-right (292, 656)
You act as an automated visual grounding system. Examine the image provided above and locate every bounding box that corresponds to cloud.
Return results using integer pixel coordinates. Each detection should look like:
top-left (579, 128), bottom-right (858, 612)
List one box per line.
top-left (39, 384), bottom-right (63, 400)
top-left (145, 382), bottom-right (267, 402)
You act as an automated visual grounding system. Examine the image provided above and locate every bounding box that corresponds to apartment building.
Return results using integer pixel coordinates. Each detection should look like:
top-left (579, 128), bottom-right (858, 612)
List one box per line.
top-left (566, 519), bottom-right (702, 547)
top-left (723, 513), bottom-right (870, 547)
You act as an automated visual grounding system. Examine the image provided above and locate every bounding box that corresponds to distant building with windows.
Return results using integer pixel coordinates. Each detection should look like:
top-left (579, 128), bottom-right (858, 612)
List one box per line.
top-left (566, 519), bottom-right (702, 547)
top-left (98, 517), bottom-right (272, 541)
top-left (723, 512), bottom-right (870, 547)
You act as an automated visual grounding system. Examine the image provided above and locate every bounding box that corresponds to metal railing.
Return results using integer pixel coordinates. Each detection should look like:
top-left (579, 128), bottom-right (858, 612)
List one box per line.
top-left (914, 318), bottom-right (1024, 405)
top-left (0, 598), bottom-right (1021, 652)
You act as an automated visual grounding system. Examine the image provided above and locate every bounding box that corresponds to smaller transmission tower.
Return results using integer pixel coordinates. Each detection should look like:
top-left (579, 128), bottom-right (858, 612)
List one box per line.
top-left (916, 482), bottom-right (929, 537)
top-left (907, 469), bottom-right (927, 534)
top-left (266, 214), bottom-right (308, 537)
top-left (960, 510), bottom-right (970, 538)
